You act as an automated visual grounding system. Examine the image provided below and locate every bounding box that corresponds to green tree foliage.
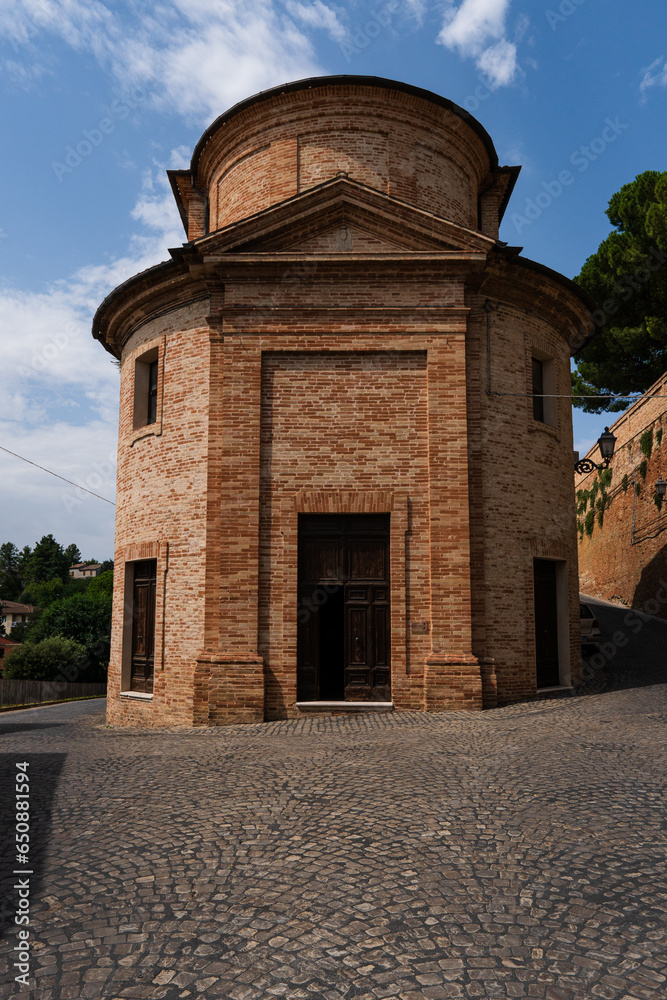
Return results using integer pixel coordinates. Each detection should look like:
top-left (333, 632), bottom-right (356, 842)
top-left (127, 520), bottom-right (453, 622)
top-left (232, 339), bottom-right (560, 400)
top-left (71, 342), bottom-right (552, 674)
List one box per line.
top-left (22, 534), bottom-right (70, 585)
top-left (3, 636), bottom-right (87, 682)
top-left (19, 577), bottom-right (87, 610)
top-left (572, 171), bottom-right (667, 412)
top-left (0, 542), bottom-right (22, 600)
top-left (86, 570), bottom-right (113, 598)
top-left (8, 621), bottom-right (29, 643)
top-left (19, 578), bottom-right (65, 609)
top-left (63, 543), bottom-right (82, 566)
top-left (27, 592), bottom-right (111, 681)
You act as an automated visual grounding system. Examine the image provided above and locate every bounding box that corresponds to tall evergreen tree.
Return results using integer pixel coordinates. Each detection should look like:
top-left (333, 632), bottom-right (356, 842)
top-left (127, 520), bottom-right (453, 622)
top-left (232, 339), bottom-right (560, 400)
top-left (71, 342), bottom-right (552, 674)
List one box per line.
top-left (0, 542), bottom-right (22, 600)
top-left (572, 170), bottom-right (667, 412)
top-left (22, 534), bottom-right (70, 585)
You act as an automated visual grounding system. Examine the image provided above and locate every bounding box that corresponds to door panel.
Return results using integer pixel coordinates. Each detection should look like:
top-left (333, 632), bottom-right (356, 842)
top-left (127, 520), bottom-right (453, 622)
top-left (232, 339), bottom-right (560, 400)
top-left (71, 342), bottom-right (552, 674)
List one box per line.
top-left (348, 539), bottom-right (387, 580)
top-left (299, 538), bottom-right (341, 582)
top-left (297, 588), bottom-right (320, 701)
top-left (534, 559), bottom-right (560, 688)
top-left (131, 560), bottom-right (156, 693)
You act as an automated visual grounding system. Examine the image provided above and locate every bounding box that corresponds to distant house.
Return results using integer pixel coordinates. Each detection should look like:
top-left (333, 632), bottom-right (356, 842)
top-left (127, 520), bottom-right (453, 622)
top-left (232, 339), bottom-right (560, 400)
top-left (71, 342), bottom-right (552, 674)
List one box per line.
top-left (1, 600), bottom-right (34, 633)
top-left (69, 563), bottom-right (102, 579)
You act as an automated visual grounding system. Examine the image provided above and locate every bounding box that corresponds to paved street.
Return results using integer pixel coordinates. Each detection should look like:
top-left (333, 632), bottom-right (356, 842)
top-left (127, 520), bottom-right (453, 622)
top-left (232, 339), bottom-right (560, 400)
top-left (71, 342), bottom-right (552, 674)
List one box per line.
top-left (579, 594), bottom-right (667, 694)
top-left (1, 669), bottom-right (666, 999)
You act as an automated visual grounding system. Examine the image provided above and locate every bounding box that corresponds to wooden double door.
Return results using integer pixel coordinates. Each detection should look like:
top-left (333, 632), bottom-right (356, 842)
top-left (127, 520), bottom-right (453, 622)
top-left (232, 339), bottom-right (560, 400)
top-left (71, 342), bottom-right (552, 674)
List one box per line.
top-left (297, 514), bottom-right (390, 702)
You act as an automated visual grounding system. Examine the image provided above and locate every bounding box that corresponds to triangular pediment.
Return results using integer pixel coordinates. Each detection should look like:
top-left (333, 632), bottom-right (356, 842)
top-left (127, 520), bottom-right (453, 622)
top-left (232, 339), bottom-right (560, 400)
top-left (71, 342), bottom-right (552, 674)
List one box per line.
top-left (285, 222), bottom-right (405, 253)
top-left (191, 176), bottom-right (495, 258)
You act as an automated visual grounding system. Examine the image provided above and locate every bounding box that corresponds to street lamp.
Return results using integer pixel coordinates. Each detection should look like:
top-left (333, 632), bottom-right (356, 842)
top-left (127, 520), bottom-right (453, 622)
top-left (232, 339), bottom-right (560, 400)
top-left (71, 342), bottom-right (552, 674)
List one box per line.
top-left (574, 427), bottom-right (617, 475)
top-left (656, 477), bottom-right (667, 499)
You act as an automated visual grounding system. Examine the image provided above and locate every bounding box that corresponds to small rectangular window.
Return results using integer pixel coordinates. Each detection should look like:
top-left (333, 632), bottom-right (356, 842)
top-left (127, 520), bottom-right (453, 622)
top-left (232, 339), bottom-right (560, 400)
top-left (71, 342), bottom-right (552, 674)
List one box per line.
top-left (148, 360), bottom-right (158, 425)
top-left (133, 346), bottom-right (160, 431)
top-left (530, 352), bottom-right (557, 426)
top-left (532, 358), bottom-right (544, 422)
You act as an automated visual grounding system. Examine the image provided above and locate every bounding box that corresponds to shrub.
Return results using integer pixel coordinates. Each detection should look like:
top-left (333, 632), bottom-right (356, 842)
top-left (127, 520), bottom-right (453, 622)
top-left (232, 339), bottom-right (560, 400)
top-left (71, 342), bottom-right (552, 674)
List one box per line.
top-left (3, 636), bottom-right (87, 682)
top-left (639, 459), bottom-right (648, 480)
top-left (87, 570), bottom-right (113, 598)
top-left (19, 577), bottom-right (87, 610)
top-left (27, 592), bottom-right (111, 681)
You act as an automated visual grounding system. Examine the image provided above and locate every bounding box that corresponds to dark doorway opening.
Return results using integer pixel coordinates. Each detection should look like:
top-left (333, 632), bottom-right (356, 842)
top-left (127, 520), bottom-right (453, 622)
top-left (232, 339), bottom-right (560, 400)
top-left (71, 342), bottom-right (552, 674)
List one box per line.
top-left (318, 586), bottom-right (345, 700)
top-left (297, 514), bottom-right (391, 702)
top-left (533, 558), bottom-right (560, 688)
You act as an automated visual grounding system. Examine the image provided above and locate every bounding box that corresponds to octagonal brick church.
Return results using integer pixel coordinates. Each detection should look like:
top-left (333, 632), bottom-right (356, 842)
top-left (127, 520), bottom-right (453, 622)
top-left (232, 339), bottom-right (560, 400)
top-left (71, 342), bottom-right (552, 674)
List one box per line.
top-left (93, 76), bottom-right (596, 727)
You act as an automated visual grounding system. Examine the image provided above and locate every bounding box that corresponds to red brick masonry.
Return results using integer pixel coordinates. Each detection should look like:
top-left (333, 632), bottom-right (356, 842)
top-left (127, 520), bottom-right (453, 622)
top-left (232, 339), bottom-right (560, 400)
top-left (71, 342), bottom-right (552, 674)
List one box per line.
top-left (576, 371), bottom-right (667, 618)
top-left (93, 77), bottom-right (594, 725)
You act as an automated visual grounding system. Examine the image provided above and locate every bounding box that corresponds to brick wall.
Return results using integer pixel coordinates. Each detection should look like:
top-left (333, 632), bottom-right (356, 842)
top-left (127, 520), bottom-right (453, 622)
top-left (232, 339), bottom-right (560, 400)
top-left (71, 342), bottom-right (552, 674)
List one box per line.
top-left (576, 372), bottom-right (667, 618)
top-left (201, 84), bottom-right (490, 234)
top-left (107, 302), bottom-right (210, 727)
top-left (96, 78), bottom-right (591, 727)
top-left (259, 349), bottom-right (429, 717)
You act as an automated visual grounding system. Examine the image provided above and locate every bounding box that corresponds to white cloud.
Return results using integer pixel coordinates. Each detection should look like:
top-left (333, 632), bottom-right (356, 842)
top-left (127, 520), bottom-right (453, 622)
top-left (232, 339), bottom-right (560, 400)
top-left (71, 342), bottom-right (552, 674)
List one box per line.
top-left (640, 55), bottom-right (667, 99)
top-left (0, 151), bottom-right (190, 554)
top-left (1, 56), bottom-right (51, 88)
top-left (285, 1), bottom-right (348, 44)
top-left (130, 148), bottom-right (189, 238)
top-left (438, 0), bottom-right (519, 87)
top-left (0, 418), bottom-right (118, 555)
top-left (476, 37), bottom-right (516, 86)
top-left (0, 0), bottom-right (325, 124)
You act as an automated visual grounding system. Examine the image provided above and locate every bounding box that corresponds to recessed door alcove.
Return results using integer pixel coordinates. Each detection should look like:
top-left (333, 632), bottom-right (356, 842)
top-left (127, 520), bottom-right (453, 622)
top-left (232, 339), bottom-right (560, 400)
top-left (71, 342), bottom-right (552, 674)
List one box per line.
top-left (297, 514), bottom-right (390, 702)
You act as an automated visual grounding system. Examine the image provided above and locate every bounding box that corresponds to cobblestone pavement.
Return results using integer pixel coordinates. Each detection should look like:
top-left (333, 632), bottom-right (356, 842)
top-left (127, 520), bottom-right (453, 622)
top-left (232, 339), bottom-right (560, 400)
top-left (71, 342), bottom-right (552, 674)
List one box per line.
top-left (1, 682), bottom-right (666, 1000)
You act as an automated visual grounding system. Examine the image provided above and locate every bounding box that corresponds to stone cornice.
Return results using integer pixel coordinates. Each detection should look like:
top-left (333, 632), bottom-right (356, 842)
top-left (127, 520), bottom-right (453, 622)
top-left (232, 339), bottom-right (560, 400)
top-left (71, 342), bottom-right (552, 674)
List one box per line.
top-left (483, 249), bottom-right (602, 353)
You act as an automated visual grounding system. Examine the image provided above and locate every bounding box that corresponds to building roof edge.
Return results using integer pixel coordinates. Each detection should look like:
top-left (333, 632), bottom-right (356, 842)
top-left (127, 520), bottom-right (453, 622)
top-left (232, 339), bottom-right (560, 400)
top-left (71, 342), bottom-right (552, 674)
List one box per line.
top-left (190, 75), bottom-right (499, 177)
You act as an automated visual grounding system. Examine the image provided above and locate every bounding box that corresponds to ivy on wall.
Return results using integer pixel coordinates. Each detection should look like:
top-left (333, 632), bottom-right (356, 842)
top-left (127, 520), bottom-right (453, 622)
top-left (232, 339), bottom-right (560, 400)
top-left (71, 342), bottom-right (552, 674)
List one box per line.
top-left (576, 467), bottom-right (612, 538)
top-left (640, 428), bottom-right (654, 461)
top-left (576, 417), bottom-right (666, 541)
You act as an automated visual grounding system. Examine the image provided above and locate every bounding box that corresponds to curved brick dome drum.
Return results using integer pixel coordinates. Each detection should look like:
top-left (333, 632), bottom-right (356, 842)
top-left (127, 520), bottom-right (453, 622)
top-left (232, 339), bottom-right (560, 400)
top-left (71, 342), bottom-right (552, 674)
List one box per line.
top-left (94, 77), bottom-right (597, 727)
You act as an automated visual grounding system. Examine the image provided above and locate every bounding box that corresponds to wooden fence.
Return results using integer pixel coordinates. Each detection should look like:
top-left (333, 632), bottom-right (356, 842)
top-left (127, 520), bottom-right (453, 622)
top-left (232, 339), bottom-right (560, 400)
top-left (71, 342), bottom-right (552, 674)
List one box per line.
top-left (0, 680), bottom-right (107, 709)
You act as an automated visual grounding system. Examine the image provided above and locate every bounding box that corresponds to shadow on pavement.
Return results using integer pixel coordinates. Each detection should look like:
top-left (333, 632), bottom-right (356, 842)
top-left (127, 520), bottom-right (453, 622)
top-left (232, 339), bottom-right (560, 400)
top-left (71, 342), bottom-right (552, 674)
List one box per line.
top-left (0, 753), bottom-right (67, 940)
top-left (579, 594), bottom-right (667, 695)
top-left (0, 723), bottom-right (67, 735)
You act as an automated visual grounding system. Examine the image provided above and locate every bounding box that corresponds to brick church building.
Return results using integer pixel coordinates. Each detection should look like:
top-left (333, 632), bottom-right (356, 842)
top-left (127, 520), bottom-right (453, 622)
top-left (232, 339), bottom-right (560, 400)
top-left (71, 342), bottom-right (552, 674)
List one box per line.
top-left (94, 76), bottom-right (596, 726)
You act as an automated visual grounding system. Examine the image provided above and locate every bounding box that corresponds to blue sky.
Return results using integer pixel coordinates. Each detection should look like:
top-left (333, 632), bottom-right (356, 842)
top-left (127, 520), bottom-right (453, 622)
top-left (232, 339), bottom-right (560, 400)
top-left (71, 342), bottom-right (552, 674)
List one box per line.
top-left (1, 0), bottom-right (666, 560)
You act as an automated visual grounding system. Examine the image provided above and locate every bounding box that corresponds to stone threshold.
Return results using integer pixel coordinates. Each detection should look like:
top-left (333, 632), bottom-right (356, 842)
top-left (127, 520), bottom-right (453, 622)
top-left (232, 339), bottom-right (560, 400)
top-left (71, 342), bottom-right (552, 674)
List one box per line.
top-left (120, 691), bottom-right (153, 700)
top-left (536, 685), bottom-right (575, 698)
top-left (296, 701), bottom-right (394, 713)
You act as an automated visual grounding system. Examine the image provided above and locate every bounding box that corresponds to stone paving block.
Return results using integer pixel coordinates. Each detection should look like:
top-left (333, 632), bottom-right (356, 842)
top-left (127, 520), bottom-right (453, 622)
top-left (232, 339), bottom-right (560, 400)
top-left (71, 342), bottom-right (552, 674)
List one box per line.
top-left (1, 691), bottom-right (666, 998)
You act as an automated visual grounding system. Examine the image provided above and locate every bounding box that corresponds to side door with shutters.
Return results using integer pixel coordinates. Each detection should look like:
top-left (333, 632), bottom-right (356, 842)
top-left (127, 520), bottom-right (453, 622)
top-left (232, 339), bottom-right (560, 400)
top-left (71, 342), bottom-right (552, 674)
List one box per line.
top-left (131, 560), bottom-right (157, 693)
